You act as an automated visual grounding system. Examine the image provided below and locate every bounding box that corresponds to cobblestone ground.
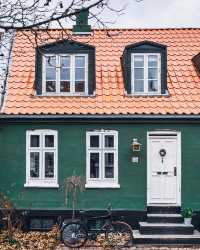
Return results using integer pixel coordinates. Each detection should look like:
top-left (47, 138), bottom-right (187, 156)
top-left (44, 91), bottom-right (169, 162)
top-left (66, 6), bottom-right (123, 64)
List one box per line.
top-left (56, 244), bottom-right (200, 250)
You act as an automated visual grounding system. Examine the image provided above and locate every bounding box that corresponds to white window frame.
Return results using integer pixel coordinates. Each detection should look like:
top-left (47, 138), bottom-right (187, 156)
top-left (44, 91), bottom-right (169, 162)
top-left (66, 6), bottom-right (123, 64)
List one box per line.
top-left (25, 130), bottom-right (58, 188)
top-left (42, 54), bottom-right (88, 95)
top-left (86, 130), bottom-right (119, 188)
top-left (131, 53), bottom-right (161, 95)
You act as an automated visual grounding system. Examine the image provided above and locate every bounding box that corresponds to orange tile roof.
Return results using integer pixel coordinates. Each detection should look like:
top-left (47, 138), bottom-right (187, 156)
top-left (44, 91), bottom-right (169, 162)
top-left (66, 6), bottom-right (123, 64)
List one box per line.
top-left (2, 28), bottom-right (200, 115)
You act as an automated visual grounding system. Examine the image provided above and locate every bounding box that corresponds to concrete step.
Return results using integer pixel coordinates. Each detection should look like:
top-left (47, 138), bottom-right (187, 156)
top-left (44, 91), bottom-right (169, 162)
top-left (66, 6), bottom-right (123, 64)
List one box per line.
top-left (147, 206), bottom-right (181, 214)
top-left (133, 230), bottom-right (200, 244)
top-left (139, 222), bottom-right (194, 235)
top-left (147, 213), bottom-right (183, 223)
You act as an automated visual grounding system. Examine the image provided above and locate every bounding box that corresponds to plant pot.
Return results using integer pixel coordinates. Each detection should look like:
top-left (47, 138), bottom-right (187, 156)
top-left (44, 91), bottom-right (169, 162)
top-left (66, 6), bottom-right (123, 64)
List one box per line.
top-left (184, 218), bottom-right (192, 225)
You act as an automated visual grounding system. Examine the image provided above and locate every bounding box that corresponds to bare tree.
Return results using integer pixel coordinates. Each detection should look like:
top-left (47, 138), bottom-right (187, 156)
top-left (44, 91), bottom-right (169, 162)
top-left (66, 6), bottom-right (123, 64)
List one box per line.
top-left (64, 174), bottom-right (85, 219)
top-left (0, 0), bottom-right (123, 32)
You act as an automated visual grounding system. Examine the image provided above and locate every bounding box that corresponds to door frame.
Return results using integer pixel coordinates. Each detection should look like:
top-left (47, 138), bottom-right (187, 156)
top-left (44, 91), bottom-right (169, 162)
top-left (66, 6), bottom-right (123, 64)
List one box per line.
top-left (147, 131), bottom-right (181, 206)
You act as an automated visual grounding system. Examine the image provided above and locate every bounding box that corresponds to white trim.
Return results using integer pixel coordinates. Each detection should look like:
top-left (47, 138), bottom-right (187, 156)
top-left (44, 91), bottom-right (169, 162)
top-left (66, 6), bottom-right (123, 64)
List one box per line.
top-left (42, 54), bottom-right (88, 95)
top-left (85, 183), bottom-right (120, 189)
top-left (24, 182), bottom-right (59, 188)
top-left (131, 53), bottom-right (161, 95)
top-left (147, 130), bottom-right (181, 206)
top-left (25, 129), bottom-right (58, 188)
top-left (86, 130), bottom-right (119, 188)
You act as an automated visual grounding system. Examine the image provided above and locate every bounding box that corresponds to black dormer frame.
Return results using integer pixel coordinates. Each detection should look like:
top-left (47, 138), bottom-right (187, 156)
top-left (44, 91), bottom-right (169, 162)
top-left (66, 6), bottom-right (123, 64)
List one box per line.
top-left (192, 52), bottom-right (200, 74)
top-left (122, 41), bottom-right (167, 95)
top-left (35, 39), bottom-right (96, 95)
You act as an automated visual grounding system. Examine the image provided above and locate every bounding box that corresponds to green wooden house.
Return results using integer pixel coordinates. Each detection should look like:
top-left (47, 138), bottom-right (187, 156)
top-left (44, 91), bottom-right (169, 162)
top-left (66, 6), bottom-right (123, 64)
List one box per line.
top-left (1, 14), bottom-right (200, 243)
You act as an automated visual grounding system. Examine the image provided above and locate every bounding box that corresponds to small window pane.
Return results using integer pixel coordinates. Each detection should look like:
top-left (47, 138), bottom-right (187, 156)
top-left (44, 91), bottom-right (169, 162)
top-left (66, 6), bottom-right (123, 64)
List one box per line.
top-left (30, 219), bottom-right (42, 230)
top-left (60, 68), bottom-right (70, 80)
top-left (75, 56), bottom-right (85, 67)
top-left (134, 68), bottom-right (144, 80)
top-left (148, 80), bottom-right (158, 92)
top-left (46, 68), bottom-right (56, 80)
top-left (105, 153), bottom-right (114, 178)
top-left (45, 135), bottom-right (54, 147)
top-left (61, 56), bottom-right (70, 67)
top-left (42, 219), bottom-right (54, 229)
top-left (45, 152), bottom-right (54, 178)
top-left (46, 81), bottom-right (56, 92)
top-left (75, 81), bottom-right (85, 92)
top-left (148, 55), bottom-right (158, 67)
top-left (30, 152), bottom-right (40, 178)
top-left (30, 135), bottom-right (40, 147)
top-left (46, 56), bottom-right (56, 67)
top-left (148, 68), bottom-right (157, 80)
top-left (105, 135), bottom-right (114, 148)
top-left (90, 136), bottom-right (99, 148)
top-left (134, 79), bottom-right (144, 92)
top-left (30, 218), bottom-right (54, 230)
top-left (75, 68), bottom-right (85, 80)
top-left (134, 56), bottom-right (144, 67)
top-left (60, 81), bottom-right (70, 92)
top-left (90, 153), bottom-right (99, 178)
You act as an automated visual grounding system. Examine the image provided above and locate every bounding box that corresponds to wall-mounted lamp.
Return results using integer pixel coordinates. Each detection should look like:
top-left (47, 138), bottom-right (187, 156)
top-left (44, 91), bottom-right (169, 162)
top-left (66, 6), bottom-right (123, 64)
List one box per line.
top-left (131, 138), bottom-right (142, 152)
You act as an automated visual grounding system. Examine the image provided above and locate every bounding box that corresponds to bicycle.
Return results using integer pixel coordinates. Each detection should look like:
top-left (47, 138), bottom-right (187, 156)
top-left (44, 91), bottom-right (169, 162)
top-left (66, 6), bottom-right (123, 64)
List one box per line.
top-left (60, 205), bottom-right (133, 248)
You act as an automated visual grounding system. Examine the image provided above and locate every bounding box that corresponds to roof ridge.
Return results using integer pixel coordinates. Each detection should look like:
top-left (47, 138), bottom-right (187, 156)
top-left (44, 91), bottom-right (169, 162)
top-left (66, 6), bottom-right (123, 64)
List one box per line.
top-left (16, 27), bottom-right (200, 33)
top-left (94, 27), bottom-right (200, 30)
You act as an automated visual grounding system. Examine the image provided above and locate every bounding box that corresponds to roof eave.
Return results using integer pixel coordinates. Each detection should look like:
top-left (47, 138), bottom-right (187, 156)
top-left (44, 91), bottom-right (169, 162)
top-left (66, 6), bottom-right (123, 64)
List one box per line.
top-left (1, 114), bottom-right (200, 120)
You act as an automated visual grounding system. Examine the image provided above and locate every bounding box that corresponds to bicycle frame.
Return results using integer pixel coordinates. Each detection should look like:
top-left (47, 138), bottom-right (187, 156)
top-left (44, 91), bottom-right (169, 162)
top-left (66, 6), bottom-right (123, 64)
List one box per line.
top-left (60, 207), bottom-right (133, 248)
top-left (60, 208), bottom-right (113, 240)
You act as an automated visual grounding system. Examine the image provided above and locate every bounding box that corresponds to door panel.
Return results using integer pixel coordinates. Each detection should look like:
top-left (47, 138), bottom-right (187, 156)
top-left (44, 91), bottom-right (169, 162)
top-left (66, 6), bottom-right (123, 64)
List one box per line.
top-left (148, 136), bottom-right (178, 204)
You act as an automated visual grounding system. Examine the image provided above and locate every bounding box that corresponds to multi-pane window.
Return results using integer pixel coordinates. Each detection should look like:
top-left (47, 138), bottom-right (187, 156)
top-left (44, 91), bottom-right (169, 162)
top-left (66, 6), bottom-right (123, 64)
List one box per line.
top-left (43, 54), bottom-right (88, 95)
top-left (86, 131), bottom-right (119, 188)
top-left (131, 53), bottom-right (161, 94)
top-left (25, 130), bottom-right (58, 187)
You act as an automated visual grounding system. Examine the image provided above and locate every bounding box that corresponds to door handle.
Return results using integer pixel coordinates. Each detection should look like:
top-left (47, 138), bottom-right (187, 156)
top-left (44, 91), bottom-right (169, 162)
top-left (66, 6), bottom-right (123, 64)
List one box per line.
top-left (156, 171), bottom-right (162, 175)
top-left (174, 167), bottom-right (177, 176)
top-left (163, 172), bottom-right (168, 175)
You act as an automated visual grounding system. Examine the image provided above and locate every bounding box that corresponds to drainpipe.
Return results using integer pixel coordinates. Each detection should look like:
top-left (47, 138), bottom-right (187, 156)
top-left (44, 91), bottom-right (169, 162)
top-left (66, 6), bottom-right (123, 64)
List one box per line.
top-left (0, 30), bottom-right (15, 111)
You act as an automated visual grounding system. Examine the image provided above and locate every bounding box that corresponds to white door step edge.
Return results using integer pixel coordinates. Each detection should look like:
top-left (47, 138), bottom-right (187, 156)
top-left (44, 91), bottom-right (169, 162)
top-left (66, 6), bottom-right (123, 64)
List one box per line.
top-left (139, 222), bottom-right (193, 227)
top-left (133, 230), bottom-right (200, 239)
top-left (147, 213), bottom-right (182, 217)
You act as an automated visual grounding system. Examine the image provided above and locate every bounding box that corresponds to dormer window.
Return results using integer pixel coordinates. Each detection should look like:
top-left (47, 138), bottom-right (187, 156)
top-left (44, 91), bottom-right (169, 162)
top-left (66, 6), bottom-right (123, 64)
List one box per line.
top-left (43, 54), bottom-right (88, 94)
top-left (123, 41), bottom-right (167, 95)
top-left (131, 53), bottom-right (161, 94)
top-left (35, 39), bottom-right (95, 96)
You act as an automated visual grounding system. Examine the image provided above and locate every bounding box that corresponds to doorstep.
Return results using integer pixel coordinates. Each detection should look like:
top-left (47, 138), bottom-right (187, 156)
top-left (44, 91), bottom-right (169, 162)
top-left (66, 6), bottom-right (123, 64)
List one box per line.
top-left (133, 230), bottom-right (200, 244)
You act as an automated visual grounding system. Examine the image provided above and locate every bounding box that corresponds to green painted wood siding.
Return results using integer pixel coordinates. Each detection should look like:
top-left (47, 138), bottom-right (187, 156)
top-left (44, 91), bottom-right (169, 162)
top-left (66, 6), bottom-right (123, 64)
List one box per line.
top-left (0, 121), bottom-right (200, 210)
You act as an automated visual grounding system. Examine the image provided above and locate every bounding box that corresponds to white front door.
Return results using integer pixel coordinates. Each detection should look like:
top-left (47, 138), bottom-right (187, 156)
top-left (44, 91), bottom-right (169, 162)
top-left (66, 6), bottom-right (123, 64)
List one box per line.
top-left (147, 132), bottom-right (181, 205)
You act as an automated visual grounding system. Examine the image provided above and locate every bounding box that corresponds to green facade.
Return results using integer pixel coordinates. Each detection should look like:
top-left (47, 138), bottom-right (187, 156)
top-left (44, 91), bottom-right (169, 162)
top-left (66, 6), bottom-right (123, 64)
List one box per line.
top-left (1, 119), bottom-right (200, 211)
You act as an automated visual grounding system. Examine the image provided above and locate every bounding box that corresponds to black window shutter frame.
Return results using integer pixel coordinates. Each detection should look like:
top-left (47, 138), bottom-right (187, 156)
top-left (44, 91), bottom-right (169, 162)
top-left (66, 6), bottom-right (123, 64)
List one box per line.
top-left (122, 41), bottom-right (167, 95)
top-left (35, 40), bottom-right (95, 95)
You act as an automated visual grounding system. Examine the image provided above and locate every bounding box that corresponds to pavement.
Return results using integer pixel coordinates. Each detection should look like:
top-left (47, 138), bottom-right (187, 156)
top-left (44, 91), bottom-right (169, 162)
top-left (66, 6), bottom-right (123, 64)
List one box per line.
top-left (55, 244), bottom-right (200, 249)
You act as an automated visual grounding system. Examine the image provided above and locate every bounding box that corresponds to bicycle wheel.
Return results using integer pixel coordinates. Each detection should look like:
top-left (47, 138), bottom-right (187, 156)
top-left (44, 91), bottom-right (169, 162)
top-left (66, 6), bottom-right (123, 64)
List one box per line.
top-left (61, 221), bottom-right (88, 248)
top-left (105, 221), bottom-right (133, 247)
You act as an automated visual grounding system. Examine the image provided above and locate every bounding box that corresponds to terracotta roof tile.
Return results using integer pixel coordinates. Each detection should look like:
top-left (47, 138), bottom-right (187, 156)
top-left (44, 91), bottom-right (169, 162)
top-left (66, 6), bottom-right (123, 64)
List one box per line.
top-left (2, 28), bottom-right (200, 115)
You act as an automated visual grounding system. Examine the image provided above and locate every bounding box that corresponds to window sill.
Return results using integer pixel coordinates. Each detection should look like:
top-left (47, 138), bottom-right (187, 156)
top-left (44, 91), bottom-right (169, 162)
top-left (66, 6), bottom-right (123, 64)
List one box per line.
top-left (125, 90), bottom-right (169, 97)
top-left (24, 182), bottom-right (59, 188)
top-left (36, 93), bottom-right (96, 97)
top-left (85, 183), bottom-right (120, 189)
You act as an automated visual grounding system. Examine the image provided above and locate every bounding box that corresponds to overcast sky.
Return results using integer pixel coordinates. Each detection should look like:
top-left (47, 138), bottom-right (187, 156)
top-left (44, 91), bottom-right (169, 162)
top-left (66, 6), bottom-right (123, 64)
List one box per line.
top-left (98, 0), bottom-right (200, 28)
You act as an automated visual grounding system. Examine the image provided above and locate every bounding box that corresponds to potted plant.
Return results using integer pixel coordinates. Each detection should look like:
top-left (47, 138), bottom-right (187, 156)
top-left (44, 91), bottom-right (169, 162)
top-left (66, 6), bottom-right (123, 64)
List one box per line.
top-left (182, 208), bottom-right (193, 225)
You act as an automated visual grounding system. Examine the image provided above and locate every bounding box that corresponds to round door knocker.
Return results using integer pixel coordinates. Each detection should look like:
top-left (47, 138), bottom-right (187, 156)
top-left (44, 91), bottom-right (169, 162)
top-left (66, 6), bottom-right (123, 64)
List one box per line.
top-left (159, 149), bottom-right (166, 163)
top-left (159, 149), bottom-right (166, 157)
